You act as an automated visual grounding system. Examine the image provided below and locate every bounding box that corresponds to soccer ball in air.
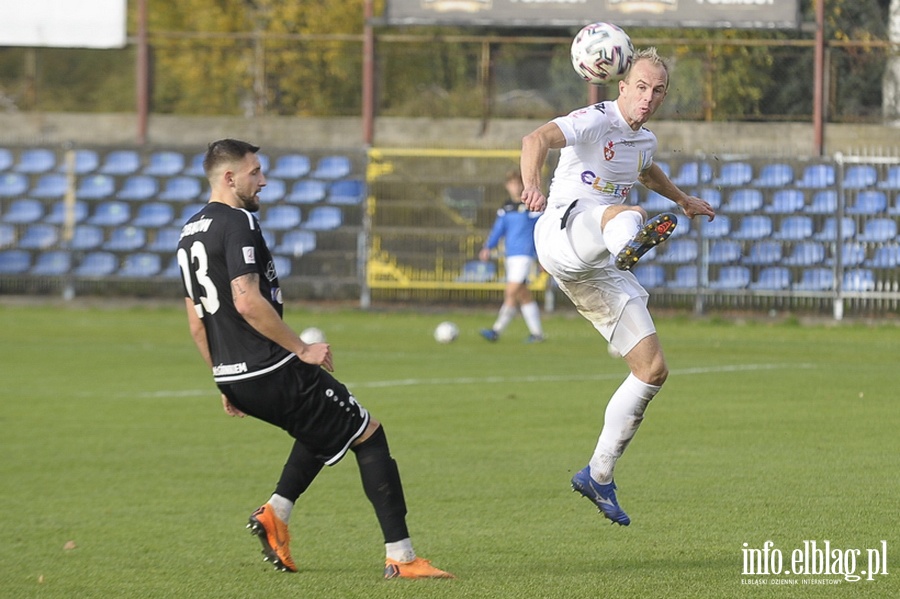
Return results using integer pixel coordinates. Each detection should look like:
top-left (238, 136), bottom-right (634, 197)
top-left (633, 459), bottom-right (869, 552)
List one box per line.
top-left (433, 321), bottom-right (459, 344)
top-left (300, 327), bottom-right (326, 344)
top-left (570, 22), bottom-right (635, 85)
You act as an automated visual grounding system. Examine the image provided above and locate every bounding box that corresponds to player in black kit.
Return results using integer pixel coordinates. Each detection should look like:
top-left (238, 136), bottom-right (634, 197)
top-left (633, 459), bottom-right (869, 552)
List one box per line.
top-left (177, 139), bottom-right (452, 579)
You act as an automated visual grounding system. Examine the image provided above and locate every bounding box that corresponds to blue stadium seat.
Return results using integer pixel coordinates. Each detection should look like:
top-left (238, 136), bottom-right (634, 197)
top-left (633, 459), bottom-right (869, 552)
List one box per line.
top-left (269, 154), bottom-right (311, 179)
top-left (117, 175), bottom-right (159, 201)
top-left (750, 266), bottom-right (791, 291)
top-left (804, 190), bottom-right (838, 214)
top-left (0, 148), bottom-right (12, 171)
top-left (795, 164), bottom-right (835, 188)
top-left (260, 205), bottom-right (302, 231)
top-left (773, 215), bottom-right (813, 241)
top-left (698, 215), bottom-right (730, 239)
top-left (18, 224), bottom-right (58, 249)
top-left (132, 202), bottom-right (175, 228)
top-left (456, 259), bottom-right (496, 282)
top-left (751, 163), bottom-right (793, 188)
top-left (709, 266), bottom-right (751, 289)
top-left (888, 193), bottom-right (900, 216)
top-left (0, 173), bottom-right (29, 197)
top-left (654, 160), bottom-right (670, 176)
top-left (856, 218), bottom-right (897, 243)
top-left (73, 251), bottom-right (118, 277)
top-left (0, 249), bottom-right (31, 273)
top-left (143, 151), bottom-right (185, 177)
top-left (274, 230), bottom-right (317, 257)
top-left (842, 268), bottom-right (876, 292)
top-left (825, 242), bottom-right (867, 268)
top-left (813, 217), bottom-right (856, 241)
top-left (2, 198), bottom-right (44, 224)
top-left (257, 154), bottom-right (270, 173)
top-left (183, 152), bottom-right (205, 177)
top-left (841, 165), bottom-right (877, 190)
top-left (159, 176), bottom-right (202, 202)
top-left (70, 225), bottom-right (105, 250)
top-left (87, 201), bottom-right (131, 227)
top-left (311, 155), bottom-right (352, 180)
top-left (865, 244), bottom-right (900, 269)
top-left (160, 255), bottom-right (182, 279)
top-left (302, 206), bottom-right (342, 231)
top-left (30, 250), bottom-right (72, 276)
top-left (877, 166), bottom-right (900, 190)
top-left (328, 179), bottom-right (366, 205)
top-left (103, 226), bottom-right (146, 252)
top-left (118, 252), bottom-right (162, 277)
top-left (99, 150), bottom-right (141, 176)
top-left (30, 173), bottom-right (68, 199)
top-left (712, 161), bottom-right (753, 187)
top-left (708, 240), bottom-right (743, 264)
top-left (794, 268), bottom-right (834, 291)
top-left (731, 215), bottom-right (772, 240)
top-left (765, 189), bottom-right (805, 213)
top-left (670, 161), bottom-right (712, 186)
top-left (641, 190), bottom-right (673, 211)
top-left (0, 223), bottom-right (14, 248)
top-left (655, 238), bottom-right (697, 264)
top-left (286, 179), bottom-right (327, 204)
top-left (58, 149), bottom-right (99, 175)
top-left (632, 264), bottom-right (665, 288)
top-left (257, 178), bottom-right (286, 203)
top-left (147, 227), bottom-right (181, 252)
top-left (44, 200), bottom-right (88, 225)
top-left (273, 255), bottom-right (292, 278)
top-left (671, 214), bottom-right (691, 238)
top-left (782, 241), bottom-right (825, 266)
top-left (846, 190), bottom-right (887, 215)
top-left (721, 189), bottom-right (763, 213)
top-left (743, 240), bottom-right (782, 265)
top-left (77, 175), bottom-right (116, 200)
top-left (668, 265), bottom-right (698, 289)
top-left (14, 149), bottom-right (56, 174)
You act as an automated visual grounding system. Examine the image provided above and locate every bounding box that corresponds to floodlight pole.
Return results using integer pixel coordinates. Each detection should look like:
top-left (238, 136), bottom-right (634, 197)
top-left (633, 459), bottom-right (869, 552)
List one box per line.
top-left (362, 0), bottom-right (375, 146)
top-left (136, 0), bottom-right (149, 146)
top-left (812, 0), bottom-right (825, 156)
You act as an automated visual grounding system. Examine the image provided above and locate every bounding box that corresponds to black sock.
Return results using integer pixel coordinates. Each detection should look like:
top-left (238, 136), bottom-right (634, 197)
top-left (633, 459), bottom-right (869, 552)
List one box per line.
top-left (352, 426), bottom-right (410, 543)
top-left (275, 440), bottom-right (324, 501)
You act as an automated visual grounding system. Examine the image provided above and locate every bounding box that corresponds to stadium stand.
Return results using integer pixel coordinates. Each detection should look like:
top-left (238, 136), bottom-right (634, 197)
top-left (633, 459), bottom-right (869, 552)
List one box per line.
top-left (668, 265), bottom-right (699, 288)
top-left (146, 227), bottom-right (181, 252)
top-left (794, 267), bottom-right (834, 291)
top-left (0, 223), bottom-right (14, 248)
top-left (260, 205), bottom-right (302, 231)
top-left (856, 218), bottom-right (897, 243)
top-left (183, 153), bottom-right (205, 177)
top-left (825, 242), bottom-right (867, 268)
top-left (103, 226), bottom-right (146, 252)
top-left (877, 166), bottom-right (900, 190)
top-left (159, 176), bottom-right (202, 202)
top-left (670, 161), bottom-right (712, 186)
top-left (73, 251), bottom-right (118, 277)
top-left (311, 155), bottom-right (352, 180)
top-left (273, 255), bottom-right (292, 278)
top-left (773, 215), bottom-right (814, 240)
top-left (117, 175), bottom-right (159, 202)
top-left (18, 224), bottom-right (58, 249)
top-left (782, 241), bottom-right (826, 266)
top-left (87, 201), bottom-right (130, 227)
top-left (0, 173), bottom-right (29, 197)
top-left (842, 164), bottom-right (878, 189)
top-left (77, 175), bottom-right (116, 200)
top-left (303, 206), bottom-right (342, 230)
top-left (132, 202), bottom-right (175, 228)
top-left (866, 244), bottom-right (900, 268)
top-left (743, 240), bottom-right (782, 266)
top-left (814, 217), bottom-right (856, 241)
top-left (750, 266), bottom-right (792, 291)
top-left (456, 260), bottom-right (496, 282)
top-left (142, 151), bottom-right (185, 177)
top-left (269, 154), bottom-right (311, 179)
top-left (708, 240), bottom-right (743, 264)
top-left (843, 268), bottom-right (876, 292)
top-left (258, 178), bottom-right (286, 203)
top-left (731, 215), bottom-right (772, 240)
top-left (765, 189), bottom-right (805, 214)
top-left (70, 225), bottom-right (105, 251)
top-left (846, 190), bottom-right (887, 215)
top-left (709, 266), bottom-right (751, 289)
top-left (699, 214), bottom-right (730, 238)
top-left (0, 148), bottom-right (13, 171)
top-left (795, 164), bottom-right (835, 188)
top-left (118, 252), bottom-right (162, 278)
top-left (633, 264), bottom-right (665, 288)
top-left (722, 189), bottom-right (763, 213)
top-left (328, 179), bottom-right (366, 205)
top-left (275, 230), bottom-right (317, 257)
top-left (655, 238), bottom-right (698, 264)
top-left (60, 149), bottom-right (100, 175)
top-left (804, 189), bottom-right (838, 214)
top-left (751, 163), bottom-right (794, 187)
top-left (712, 161), bottom-right (753, 187)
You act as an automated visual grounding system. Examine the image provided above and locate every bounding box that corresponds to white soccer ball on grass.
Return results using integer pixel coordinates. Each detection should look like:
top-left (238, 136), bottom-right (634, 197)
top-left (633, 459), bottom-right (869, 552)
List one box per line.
top-left (570, 22), bottom-right (635, 85)
top-left (300, 327), bottom-right (326, 344)
top-left (433, 321), bottom-right (459, 344)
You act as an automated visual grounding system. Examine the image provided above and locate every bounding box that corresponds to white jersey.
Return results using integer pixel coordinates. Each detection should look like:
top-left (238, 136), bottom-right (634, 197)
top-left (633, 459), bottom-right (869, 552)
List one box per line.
top-left (547, 100), bottom-right (657, 210)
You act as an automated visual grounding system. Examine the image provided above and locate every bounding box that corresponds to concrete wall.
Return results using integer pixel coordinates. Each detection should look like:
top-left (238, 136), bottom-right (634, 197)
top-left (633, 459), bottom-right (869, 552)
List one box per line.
top-left (1, 112), bottom-right (899, 158)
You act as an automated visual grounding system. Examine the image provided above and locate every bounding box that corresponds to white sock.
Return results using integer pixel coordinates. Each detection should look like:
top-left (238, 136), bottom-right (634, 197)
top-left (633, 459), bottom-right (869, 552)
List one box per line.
top-left (520, 301), bottom-right (543, 336)
top-left (385, 538), bottom-right (416, 563)
top-left (589, 373), bottom-right (661, 484)
top-left (493, 304), bottom-right (517, 333)
top-left (603, 211), bottom-right (644, 257)
top-left (267, 493), bottom-right (294, 523)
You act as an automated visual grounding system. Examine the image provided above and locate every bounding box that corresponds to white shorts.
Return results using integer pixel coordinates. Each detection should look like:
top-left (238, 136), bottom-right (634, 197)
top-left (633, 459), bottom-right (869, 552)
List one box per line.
top-left (504, 255), bottom-right (535, 284)
top-left (534, 198), bottom-right (651, 338)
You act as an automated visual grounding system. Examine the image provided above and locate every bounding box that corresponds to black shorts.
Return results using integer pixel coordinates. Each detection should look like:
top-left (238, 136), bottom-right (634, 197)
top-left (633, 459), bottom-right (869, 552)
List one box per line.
top-left (218, 358), bottom-right (370, 466)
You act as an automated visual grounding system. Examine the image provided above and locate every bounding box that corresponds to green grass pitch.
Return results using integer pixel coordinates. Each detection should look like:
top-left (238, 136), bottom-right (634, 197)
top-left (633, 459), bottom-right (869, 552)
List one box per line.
top-left (1, 302), bottom-right (897, 598)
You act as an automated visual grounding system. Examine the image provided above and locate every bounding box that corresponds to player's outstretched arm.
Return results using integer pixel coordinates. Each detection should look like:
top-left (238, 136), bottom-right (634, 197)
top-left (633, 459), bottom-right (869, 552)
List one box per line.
top-left (639, 163), bottom-right (716, 221)
top-left (520, 122), bottom-right (565, 212)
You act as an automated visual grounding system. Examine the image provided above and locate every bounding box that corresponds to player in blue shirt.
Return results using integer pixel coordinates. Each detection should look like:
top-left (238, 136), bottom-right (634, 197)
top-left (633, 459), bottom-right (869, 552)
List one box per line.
top-left (480, 169), bottom-right (544, 343)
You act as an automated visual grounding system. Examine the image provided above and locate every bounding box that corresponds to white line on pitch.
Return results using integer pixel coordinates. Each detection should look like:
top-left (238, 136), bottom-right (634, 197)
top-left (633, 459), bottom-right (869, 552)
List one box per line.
top-left (136, 363), bottom-right (816, 398)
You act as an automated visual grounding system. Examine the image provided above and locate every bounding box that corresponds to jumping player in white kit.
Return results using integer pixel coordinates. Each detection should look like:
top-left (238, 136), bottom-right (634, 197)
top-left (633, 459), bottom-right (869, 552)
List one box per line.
top-left (519, 48), bottom-right (716, 525)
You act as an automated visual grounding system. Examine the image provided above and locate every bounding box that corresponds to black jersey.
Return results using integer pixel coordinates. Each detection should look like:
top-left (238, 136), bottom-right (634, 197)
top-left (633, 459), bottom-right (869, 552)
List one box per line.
top-left (176, 202), bottom-right (293, 383)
